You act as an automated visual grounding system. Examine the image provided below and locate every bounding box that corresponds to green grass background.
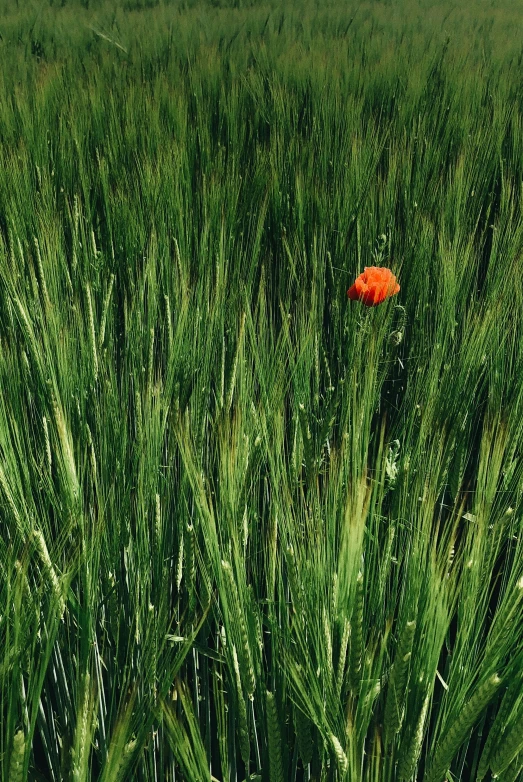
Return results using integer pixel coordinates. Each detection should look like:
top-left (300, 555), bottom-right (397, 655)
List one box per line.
top-left (1, 1), bottom-right (523, 780)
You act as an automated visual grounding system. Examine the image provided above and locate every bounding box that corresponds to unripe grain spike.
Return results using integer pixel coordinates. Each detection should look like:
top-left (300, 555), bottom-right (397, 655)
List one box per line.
top-left (8, 730), bottom-right (25, 782)
top-left (477, 683), bottom-right (515, 780)
top-left (163, 293), bottom-right (173, 358)
top-left (490, 715), bottom-right (523, 777)
top-left (330, 733), bottom-right (348, 775)
top-left (336, 616), bottom-right (351, 699)
top-left (349, 571), bottom-right (364, 695)
top-left (232, 646), bottom-right (250, 766)
top-left (155, 493), bottom-right (161, 548)
top-left (294, 704), bottom-right (313, 766)
top-left (266, 691), bottom-right (284, 782)
top-left (176, 531), bottom-right (184, 592)
top-left (186, 523), bottom-right (196, 616)
top-left (398, 691), bottom-right (430, 782)
top-left (86, 283), bottom-right (98, 383)
top-left (226, 312), bottom-right (245, 412)
top-left (34, 236), bottom-right (51, 312)
top-left (383, 619), bottom-right (416, 745)
top-left (147, 327), bottom-right (155, 394)
top-left (222, 560), bottom-right (256, 697)
top-left (114, 739), bottom-right (137, 782)
top-left (323, 607), bottom-right (333, 680)
top-left (43, 415), bottom-right (52, 474)
top-left (33, 529), bottom-right (65, 616)
top-left (99, 274), bottom-right (114, 349)
top-left (53, 400), bottom-right (80, 506)
top-left (424, 675), bottom-right (501, 782)
top-left (85, 423), bottom-right (97, 481)
top-left (72, 672), bottom-right (92, 782)
top-left (134, 390), bottom-right (143, 445)
top-left (495, 753), bottom-right (522, 782)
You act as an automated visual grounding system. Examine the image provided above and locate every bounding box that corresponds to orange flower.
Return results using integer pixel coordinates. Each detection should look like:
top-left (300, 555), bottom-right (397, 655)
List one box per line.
top-left (347, 266), bottom-right (400, 307)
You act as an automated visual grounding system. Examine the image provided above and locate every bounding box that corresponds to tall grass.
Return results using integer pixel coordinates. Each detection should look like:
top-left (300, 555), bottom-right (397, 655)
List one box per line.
top-left (1, 1), bottom-right (523, 780)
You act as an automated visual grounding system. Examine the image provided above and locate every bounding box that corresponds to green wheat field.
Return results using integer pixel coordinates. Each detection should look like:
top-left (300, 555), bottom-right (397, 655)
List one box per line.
top-left (1, 1), bottom-right (523, 780)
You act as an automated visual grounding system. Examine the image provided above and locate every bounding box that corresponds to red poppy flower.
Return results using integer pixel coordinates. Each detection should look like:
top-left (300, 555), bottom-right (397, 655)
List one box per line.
top-left (347, 266), bottom-right (400, 307)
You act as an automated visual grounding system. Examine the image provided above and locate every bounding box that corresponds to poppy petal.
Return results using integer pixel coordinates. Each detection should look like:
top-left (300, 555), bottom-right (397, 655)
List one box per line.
top-left (346, 267), bottom-right (400, 306)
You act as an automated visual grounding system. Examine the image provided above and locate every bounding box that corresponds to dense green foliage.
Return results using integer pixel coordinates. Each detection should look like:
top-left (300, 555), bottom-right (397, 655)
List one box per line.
top-left (1, 1), bottom-right (523, 780)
